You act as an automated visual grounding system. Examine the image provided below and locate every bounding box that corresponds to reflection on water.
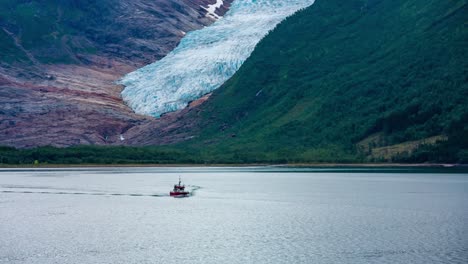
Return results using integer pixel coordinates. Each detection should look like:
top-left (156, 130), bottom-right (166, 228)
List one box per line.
top-left (0, 167), bottom-right (467, 264)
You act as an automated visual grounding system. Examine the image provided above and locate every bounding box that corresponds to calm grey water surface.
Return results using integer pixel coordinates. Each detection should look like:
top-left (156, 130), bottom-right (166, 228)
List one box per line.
top-left (0, 167), bottom-right (467, 264)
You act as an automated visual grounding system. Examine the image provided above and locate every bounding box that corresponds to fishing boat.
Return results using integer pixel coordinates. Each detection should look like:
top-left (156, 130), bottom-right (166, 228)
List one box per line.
top-left (170, 177), bottom-right (190, 197)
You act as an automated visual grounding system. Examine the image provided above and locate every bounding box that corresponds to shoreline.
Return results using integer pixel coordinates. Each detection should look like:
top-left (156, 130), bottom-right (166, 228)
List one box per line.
top-left (0, 163), bottom-right (466, 169)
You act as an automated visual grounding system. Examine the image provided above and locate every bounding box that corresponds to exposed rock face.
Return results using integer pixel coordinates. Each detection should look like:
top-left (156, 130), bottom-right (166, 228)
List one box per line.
top-left (119, 94), bottom-right (211, 146)
top-left (0, 0), bottom-right (232, 148)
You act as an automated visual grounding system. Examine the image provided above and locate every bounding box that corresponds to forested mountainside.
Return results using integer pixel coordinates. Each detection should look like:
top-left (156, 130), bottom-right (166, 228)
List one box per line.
top-left (180, 0), bottom-right (468, 163)
top-left (0, 0), bottom-right (232, 148)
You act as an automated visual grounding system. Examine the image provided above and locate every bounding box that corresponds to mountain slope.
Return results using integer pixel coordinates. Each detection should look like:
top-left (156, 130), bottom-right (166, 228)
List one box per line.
top-left (0, 0), bottom-right (228, 67)
top-left (0, 0), bottom-right (232, 148)
top-left (180, 0), bottom-right (468, 163)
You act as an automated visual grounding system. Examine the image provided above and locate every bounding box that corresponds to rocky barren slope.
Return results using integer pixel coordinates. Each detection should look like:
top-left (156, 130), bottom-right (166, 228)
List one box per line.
top-left (0, 0), bottom-right (232, 148)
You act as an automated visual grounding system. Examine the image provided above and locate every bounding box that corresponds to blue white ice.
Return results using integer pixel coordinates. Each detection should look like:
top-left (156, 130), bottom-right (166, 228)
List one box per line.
top-left (119, 0), bottom-right (316, 117)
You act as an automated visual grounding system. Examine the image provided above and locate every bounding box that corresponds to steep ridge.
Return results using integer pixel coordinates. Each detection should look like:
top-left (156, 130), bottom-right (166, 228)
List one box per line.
top-left (129, 0), bottom-right (467, 163)
top-left (119, 0), bottom-right (316, 117)
top-left (0, 0), bottom-right (232, 148)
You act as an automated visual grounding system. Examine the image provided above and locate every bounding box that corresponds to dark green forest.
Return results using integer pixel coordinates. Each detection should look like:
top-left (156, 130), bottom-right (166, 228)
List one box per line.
top-left (182, 0), bottom-right (468, 163)
top-left (1, 0), bottom-right (467, 165)
top-left (0, 145), bottom-right (193, 165)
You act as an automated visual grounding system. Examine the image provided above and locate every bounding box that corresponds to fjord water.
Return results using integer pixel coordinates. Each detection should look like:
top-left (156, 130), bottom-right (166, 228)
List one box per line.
top-left (0, 167), bottom-right (467, 264)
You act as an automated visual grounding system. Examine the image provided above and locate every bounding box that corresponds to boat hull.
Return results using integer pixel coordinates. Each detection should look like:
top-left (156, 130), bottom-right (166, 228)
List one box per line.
top-left (170, 191), bottom-right (189, 197)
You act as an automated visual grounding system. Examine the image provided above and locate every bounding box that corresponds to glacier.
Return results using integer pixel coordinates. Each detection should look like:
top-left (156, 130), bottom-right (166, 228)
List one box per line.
top-left (119, 0), bottom-right (316, 117)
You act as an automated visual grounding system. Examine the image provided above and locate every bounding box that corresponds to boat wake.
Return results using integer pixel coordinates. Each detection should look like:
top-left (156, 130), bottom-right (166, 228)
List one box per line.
top-left (0, 189), bottom-right (169, 198)
top-left (187, 185), bottom-right (202, 196)
top-left (1, 185), bottom-right (202, 198)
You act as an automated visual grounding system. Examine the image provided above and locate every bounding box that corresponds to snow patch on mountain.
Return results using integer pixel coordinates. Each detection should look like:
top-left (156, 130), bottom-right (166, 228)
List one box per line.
top-left (203, 0), bottom-right (224, 19)
top-left (120, 0), bottom-right (315, 117)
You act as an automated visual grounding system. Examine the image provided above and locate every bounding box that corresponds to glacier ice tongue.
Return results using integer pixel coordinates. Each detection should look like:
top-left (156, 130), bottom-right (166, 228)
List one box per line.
top-left (119, 0), bottom-right (316, 117)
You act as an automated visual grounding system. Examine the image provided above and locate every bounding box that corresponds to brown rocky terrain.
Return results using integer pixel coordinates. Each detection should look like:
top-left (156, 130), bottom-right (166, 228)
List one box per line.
top-left (0, 0), bottom-right (232, 148)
